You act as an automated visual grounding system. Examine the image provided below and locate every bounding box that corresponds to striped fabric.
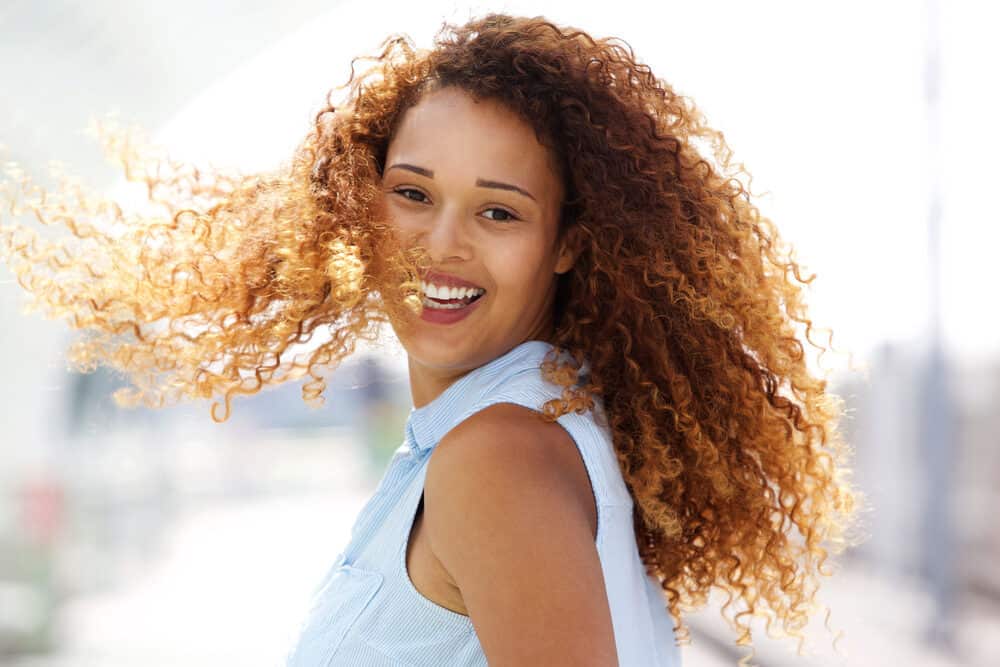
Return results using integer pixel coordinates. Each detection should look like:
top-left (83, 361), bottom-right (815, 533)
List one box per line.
top-left (285, 339), bottom-right (682, 666)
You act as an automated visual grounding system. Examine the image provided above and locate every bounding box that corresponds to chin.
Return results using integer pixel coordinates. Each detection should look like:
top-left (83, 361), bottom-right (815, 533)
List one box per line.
top-left (407, 335), bottom-right (467, 363)
top-left (403, 331), bottom-right (493, 371)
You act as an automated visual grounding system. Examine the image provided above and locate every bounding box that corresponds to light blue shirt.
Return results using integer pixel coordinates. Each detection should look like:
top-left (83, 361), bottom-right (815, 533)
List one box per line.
top-left (285, 339), bottom-right (682, 666)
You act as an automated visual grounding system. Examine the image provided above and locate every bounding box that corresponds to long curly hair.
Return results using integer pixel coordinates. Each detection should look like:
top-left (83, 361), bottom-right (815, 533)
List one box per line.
top-left (1, 12), bottom-right (865, 664)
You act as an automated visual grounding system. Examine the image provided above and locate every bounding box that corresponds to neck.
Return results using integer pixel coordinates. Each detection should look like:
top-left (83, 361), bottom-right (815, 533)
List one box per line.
top-left (407, 355), bottom-right (472, 409)
top-left (407, 312), bottom-right (558, 409)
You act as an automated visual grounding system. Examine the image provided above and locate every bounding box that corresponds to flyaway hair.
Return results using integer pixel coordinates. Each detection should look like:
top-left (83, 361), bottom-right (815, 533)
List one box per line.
top-left (0, 13), bottom-right (866, 665)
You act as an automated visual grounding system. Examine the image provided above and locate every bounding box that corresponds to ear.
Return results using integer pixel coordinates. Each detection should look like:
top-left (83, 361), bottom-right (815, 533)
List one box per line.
top-left (554, 224), bottom-right (584, 275)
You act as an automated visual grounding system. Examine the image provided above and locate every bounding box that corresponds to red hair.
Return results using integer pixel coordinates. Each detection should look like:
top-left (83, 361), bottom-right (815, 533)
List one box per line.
top-left (0, 13), bottom-right (865, 663)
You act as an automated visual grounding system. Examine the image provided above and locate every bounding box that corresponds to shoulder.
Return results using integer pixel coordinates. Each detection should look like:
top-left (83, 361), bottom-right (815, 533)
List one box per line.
top-left (422, 402), bottom-right (616, 665)
top-left (429, 402), bottom-right (595, 536)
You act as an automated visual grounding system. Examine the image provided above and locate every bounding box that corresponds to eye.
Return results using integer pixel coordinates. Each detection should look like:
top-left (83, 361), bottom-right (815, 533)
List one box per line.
top-left (392, 187), bottom-right (429, 203)
top-left (482, 207), bottom-right (519, 223)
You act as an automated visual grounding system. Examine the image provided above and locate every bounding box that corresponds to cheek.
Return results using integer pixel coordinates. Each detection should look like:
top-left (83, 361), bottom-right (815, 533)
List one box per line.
top-left (381, 200), bottom-right (420, 237)
top-left (488, 237), bottom-right (554, 292)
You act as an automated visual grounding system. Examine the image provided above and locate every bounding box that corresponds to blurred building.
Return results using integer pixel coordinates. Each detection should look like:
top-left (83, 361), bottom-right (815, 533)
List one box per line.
top-left (835, 341), bottom-right (1000, 606)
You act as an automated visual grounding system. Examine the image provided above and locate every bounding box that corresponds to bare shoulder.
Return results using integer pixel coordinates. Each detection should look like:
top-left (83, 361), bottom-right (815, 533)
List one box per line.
top-left (433, 402), bottom-right (597, 539)
top-left (423, 402), bottom-right (616, 666)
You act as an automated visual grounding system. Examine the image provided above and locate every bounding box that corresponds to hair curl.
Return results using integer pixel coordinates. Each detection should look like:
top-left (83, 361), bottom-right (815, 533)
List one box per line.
top-left (0, 12), bottom-right (866, 664)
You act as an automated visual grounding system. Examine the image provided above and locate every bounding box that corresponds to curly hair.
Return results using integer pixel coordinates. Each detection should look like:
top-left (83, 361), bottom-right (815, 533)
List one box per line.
top-left (1, 12), bottom-right (865, 664)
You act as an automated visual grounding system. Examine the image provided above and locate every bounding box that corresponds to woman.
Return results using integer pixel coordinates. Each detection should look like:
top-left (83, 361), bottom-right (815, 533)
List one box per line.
top-left (0, 12), bottom-right (865, 667)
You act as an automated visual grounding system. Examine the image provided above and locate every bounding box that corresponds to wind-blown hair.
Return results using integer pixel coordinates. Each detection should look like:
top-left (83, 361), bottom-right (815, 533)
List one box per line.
top-left (1, 12), bottom-right (865, 663)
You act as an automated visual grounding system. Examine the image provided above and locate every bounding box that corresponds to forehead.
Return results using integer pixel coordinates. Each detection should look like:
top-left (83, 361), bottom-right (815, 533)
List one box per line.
top-left (385, 87), bottom-right (559, 190)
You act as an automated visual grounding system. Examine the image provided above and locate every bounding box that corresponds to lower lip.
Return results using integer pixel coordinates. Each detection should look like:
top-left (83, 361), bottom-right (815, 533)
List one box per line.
top-left (419, 293), bottom-right (485, 325)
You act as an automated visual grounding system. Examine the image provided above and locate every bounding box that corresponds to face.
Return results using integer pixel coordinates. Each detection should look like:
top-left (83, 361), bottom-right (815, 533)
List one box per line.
top-left (379, 86), bottom-right (579, 398)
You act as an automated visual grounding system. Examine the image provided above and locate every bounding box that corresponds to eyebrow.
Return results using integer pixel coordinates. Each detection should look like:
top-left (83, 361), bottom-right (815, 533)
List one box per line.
top-left (386, 162), bottom-right (537, 202)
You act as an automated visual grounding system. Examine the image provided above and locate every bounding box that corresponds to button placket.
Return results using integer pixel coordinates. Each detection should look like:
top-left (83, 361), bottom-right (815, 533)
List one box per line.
top-left (340, 440), bottom-right (422, 565)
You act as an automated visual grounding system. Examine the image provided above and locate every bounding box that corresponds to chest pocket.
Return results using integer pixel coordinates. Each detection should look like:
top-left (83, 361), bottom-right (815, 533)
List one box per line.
top-left (286, 564), bottom-right (384, 666)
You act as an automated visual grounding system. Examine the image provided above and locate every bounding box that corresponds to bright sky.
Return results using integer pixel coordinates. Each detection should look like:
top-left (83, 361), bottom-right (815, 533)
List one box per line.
top-left (131, 0), bottom-right (997, 376)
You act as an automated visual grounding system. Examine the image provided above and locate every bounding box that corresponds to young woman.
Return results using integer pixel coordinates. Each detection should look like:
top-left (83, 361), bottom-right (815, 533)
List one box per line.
top-left (0, 12), bottom-right (865, 667)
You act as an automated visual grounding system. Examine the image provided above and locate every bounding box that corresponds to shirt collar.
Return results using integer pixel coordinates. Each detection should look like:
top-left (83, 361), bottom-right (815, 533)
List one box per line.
top-left (405, 339), bottom-right (560, 456)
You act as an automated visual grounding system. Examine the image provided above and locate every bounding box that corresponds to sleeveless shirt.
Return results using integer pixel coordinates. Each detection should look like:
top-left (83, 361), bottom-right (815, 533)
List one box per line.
top-left (284, 339), bottom-right (681, 666)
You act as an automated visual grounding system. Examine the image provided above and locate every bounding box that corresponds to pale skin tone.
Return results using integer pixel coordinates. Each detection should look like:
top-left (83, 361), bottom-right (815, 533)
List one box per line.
top-left (380, 86), bottom-right (620, 665)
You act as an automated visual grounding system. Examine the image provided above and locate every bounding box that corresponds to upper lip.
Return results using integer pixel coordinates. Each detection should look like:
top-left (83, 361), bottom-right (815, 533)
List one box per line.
top-left (420, 269), bottom-right (486, 291)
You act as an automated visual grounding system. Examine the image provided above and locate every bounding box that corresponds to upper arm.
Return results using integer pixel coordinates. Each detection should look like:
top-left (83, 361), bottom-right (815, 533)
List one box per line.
top-left (424, 402), bottom-right (618, 667)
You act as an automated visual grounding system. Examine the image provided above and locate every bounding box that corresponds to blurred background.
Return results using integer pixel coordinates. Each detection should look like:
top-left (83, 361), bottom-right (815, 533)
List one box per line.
top-left (0, 0), bottom-right (997, 665)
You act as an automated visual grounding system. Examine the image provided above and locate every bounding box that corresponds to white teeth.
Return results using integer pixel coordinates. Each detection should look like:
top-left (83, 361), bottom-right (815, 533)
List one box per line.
top-left (419, 280), bottom-right (485, 301)
top-left (422, 296), bottom-right (470, 310)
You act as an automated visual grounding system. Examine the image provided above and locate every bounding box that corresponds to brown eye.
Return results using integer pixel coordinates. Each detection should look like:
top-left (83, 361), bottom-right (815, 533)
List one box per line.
top-left (393, 187), bottom-right (428, 203)
top-left (482, 207), bottom-right (519, 223)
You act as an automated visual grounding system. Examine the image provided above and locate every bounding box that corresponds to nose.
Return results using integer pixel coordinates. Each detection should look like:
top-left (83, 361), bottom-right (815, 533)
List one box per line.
top-left (418, 205), bottom-right (473, 263)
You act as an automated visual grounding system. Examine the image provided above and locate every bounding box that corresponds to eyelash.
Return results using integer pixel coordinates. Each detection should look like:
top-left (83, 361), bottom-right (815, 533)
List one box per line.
top-left (391, 187), bottom-right (520, 223)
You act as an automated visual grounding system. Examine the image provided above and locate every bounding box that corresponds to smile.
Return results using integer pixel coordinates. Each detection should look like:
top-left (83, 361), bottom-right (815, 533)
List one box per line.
top-left (419, 290), bottom-right (485, 324)
top-left (422, 291), bottom-right (485, 309)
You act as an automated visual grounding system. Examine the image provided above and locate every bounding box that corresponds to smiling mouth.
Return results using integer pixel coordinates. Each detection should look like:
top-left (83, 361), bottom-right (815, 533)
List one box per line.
top-left (422, 291), bottom-right (485, 310)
